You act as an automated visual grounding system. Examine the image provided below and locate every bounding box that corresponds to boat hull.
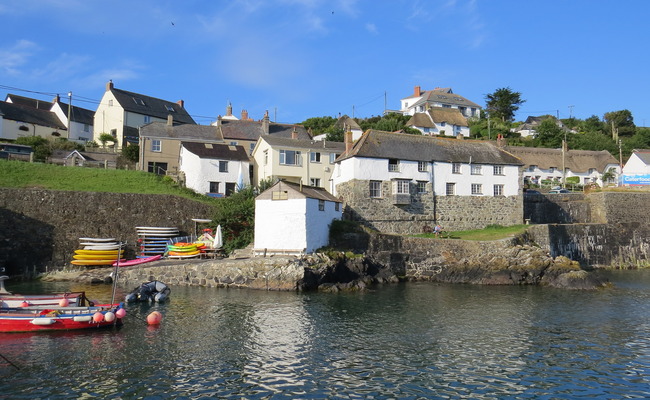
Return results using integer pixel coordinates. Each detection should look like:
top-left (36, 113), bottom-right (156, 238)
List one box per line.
top-left (0, 292), bottom-right (87, 308)
top-left (0, 304), bottom-right (124, 333)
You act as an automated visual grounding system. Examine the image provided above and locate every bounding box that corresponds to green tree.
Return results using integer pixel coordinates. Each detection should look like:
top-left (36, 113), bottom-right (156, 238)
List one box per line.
top-left (212, 186), bottom-right (256, 254)
top-left (99, 133), bottom-right (116, 148)
top-left (534, 118), bottom-right (566, 148)
top-left (604, 109), bottom-right (635, 139)
top-left (581, 115), bottom-right (606, 134)
top-left (325, 127), bottom-right (345, 142)
top-left (485, 87), bottom-right (526, 122)
top-left (122, 144), bottom-right (140, 163)
top-left (14, 136), bottom-right (50, 161)
top-left (301, 116), bottom-right (336, 136)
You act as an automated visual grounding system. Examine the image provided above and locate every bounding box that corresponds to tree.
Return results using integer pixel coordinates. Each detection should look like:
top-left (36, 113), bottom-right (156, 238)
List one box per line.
top-left (604, 110), bottom-right (635, 139)
top-left (534, 118), bottom-right (566, 148)
top-left (485, 87), bottom-right (526, 122)
top-left (99, 133), bottom-right (116, 148)
top-left (14, 136), bottom-right (50, 162)
top-left (212, 186), bottom-right (256, 254)
top-left (325, 127), bottom-right (345, 142)
top-left (301, 116), bottom-right (336, 136)
top-left (122, 144), bottom-right (139, 163)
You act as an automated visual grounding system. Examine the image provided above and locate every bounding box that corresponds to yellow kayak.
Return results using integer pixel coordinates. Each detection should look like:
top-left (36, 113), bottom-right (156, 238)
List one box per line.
top-left (73, 254), bottom-right (120, 260)
top-left (71, 259), bottom-right (125, 266)
top-left (75, 249), bottom-right (123, 256)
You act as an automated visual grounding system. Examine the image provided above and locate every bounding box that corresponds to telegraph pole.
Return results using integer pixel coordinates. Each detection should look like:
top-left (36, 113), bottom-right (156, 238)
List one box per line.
top-left (67, 91), bottom-right (72, 139)
top-left (568, 105), bottom-right (574, 119)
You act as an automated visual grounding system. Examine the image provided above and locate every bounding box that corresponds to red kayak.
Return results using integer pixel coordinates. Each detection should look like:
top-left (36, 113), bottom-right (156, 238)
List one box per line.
top-left (113, 255), bottom-right (162, 267)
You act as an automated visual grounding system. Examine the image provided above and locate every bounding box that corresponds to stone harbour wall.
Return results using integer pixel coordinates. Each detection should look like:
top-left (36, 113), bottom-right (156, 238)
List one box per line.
top-left (0, 188), bottom-right (215, 276)
top-left (337, 179), bottom-right (523, 234)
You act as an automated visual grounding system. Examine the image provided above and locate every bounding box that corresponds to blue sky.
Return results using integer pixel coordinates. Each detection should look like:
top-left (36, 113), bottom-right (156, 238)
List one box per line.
top-left (2, 0), bottom-right (650, 126)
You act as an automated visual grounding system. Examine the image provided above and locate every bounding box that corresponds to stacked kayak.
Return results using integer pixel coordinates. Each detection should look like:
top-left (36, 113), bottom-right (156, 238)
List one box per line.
top-left (72, 237), bottom-right (124, 266)
top-left (166, 242), bottom-right (202, 259)
top-left (137, 227), bottom-right (179, 258)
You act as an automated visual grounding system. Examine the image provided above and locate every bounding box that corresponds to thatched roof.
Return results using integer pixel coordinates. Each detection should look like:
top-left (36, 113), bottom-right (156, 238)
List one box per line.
top-left (503, 146), bottom-right (618, 173)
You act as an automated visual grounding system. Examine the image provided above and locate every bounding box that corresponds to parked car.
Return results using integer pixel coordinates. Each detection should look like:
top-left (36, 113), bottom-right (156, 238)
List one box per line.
top-left (524, 189), bottom-right (541, 195)
top-left (549, 189), bottom-right (570, 194)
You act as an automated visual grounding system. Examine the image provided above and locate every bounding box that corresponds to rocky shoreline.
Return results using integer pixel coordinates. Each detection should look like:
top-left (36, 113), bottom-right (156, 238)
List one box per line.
top-left (42, 243), bottom-right (609, 291)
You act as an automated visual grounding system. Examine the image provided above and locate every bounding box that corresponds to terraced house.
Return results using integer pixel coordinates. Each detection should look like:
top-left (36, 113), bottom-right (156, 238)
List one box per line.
top-left (331, 130), bottom-right (523, 233)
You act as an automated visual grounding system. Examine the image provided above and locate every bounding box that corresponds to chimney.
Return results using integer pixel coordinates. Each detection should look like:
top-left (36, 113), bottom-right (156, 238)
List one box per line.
top-left (345, 129), bottom-right (353, 154)
top-left (167, 114), bottom-right (173, 126)
top-left (176, 100), bottom-right (185, 109)
top-left (414, 85), bottom-right (421, 96)
top-left (291, 127), bottom-right (298, 139)
top-left (241, 109), bottom-right (249, 120)
top-left (106, 80), bottom-right (114, 91)
top-left (496, 134), bottom-right (506, 147)
top-left (262, 110), bottom-right (270, 135)
top-left (226, 102), bottom-right (232, 116)
top-left (53, 94), bottom-right (60, 104)
top-left (216, 115), bottom-right (222, 127)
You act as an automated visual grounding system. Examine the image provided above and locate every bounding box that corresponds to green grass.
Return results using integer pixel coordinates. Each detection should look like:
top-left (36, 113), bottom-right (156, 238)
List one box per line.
top-left (413, 224), bottom-right (529, 241)
top-left (0, 160), bottom-right (216, 204)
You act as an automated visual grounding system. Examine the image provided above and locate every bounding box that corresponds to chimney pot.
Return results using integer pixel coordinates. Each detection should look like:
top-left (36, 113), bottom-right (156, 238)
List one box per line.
top-left (241, 109), bottom-right (249, 120)
top-left (106, 80), bottom-right (114, 91)
top-left (226, 103), bottom-right (232, 116)
top-left (176, 100), bottom-right (184, 108)
top-left (291, 127), bottom-right (298, 139)
top-left (414, 85), bottom-right (421, 96)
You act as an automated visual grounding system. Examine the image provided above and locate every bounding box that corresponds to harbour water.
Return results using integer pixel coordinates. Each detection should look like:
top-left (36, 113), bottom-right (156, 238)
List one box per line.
top-left (0, 270), bottom-right (648, 399)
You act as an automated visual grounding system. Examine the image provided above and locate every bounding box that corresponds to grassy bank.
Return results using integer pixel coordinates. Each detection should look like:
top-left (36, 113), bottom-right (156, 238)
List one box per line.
top-left (0, 160), bottom-right (214, 204)
top-left (413, 224), bottom-right (529, 240)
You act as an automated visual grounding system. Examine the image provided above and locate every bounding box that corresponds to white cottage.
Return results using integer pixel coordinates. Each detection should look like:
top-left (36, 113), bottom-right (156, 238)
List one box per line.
top-left (254, 181), bottom-right (342, 255)
top-left (179, 141), bottom-right (250, 197)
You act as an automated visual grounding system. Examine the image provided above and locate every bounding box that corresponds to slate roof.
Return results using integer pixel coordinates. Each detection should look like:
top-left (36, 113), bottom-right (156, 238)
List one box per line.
top-left (6, 94), bottom-right (95, 125)
top-left (181, 141), bottom-right (249, 161)
top-left (503, 146), bottom-right (618, 173)
top-left (260, 136), bottom-right (346, 152)
top-left (56, 102), bottom-right (95, 125)
top-left (219, 120), bottom-right (311, 141)
top-left (110, 87), bottom-right (195, 124)
top-left (258, 180), bottom-right (341, 203)
top-left (5, 94), bottom-right (53, 110)
top-left (632, 149), bottom-right (650, 164)
top-left (406, 88), bottom-right (481, 109)
top-left (407, 108), bottom-right (468, 128)
top-left (0, 101), bottom-right (66, 130)
top-left (340, 130), bottom-right (522, 165)
top-left (139, 122), bottom-right (223, 141)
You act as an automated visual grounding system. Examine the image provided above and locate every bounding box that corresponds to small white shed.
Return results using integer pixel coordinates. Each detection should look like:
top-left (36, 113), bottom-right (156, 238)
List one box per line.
top-left (254, 180), bottom-right (342, 255)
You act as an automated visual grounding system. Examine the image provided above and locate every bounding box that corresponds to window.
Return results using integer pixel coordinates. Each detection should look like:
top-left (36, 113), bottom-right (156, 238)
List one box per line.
top-left (388, 159), bottom-right (400, 172)
top-left (280, 150), bottom-right (301, 165)
top-left (370, 181), bottom-right (382, 198)
top-left (318, 200), bottom-right (325, 211)
top-left (310, 152), bottom-right (321, 163)
top-left (424, 127), bottom-right (430, 133)
top-left (471, 165), bottom-right (482, 175)
top-left (263, 150), bottom-right (268, 165)
top-left (230, 141), bottom-right (238, 146)
top-left (83, 124), bottom-right (89, 132)
top-left (249, 143), bottom-right (255, 154)
top-left (418, 161), bottom-right (428, 172)
top-left (144, 116), bottom-right (151, 124)
top-left (132, 97), bottom-right (145, 106)
top-left (110, 129), bottom-right (117, 138)
top-left (529, 165), bottom-right (537, 172)
top-left (588, 168), bottom-right (596, 174)
top-left (151, 139), bottom-right (161, 152)
top-left (147, 162), bottom-right (167, 175)
top-left (394, 179), bottom-right (410, 194)
top-left (452, 163), bottom-right (461, 174)
top-left (446, 182), bottom-right (455, 195)
top-left (219, 161), bottom-right (228, 173)
top-left (310, 178), bottom-right (321, 187)
top-left (335, 202), bottom-right (340, 211)
top-left (225, 182), bottom-right (236, 196)
top-left (165, 105), bottom-right (175, 112)
top-left (493, 165), bottom-right (504, 175)
top-left (329, 153), bottom-right (338, 163)
top-left (272, 191), bottom-right (288, 200)
top-left (417, 181), bottom-right (427, 194)
top-left (493, 184), bottom-right (504, 196)
top-left (549, 167), bottom-right (556, 173)
top-left (440, 122), bottom-right (446, 127)
top-left (108, 99), bottom-right (113, 107)
top-left (471, 184), bottom-right (483, 195)
top-left (209, 182), bottom-right (220, 193)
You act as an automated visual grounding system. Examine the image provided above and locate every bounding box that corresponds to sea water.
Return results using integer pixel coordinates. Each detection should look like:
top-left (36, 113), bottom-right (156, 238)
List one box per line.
top-left (0, 270), bottom-right (648, 399)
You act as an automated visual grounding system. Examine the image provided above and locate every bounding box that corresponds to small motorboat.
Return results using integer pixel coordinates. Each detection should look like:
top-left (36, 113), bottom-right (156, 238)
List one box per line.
top-left (0, 275), bottom-right (88, 308)
top-left (0, 303), bottom-right (125, 333)
top-left (125, 281), bottom-right (170, 303)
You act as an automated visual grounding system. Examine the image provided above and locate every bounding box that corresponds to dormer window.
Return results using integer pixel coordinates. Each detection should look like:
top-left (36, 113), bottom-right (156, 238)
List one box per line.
top-left (132, 97), bottom-right (145, 106)
top-left (165, 105), bottom-right (175, 112)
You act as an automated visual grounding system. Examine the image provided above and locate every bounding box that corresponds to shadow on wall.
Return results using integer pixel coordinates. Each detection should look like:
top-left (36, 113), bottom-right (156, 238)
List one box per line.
top-left (524, 194), bottom-right (590, 224)
top-left (0, 208), bottom-right (54, 277)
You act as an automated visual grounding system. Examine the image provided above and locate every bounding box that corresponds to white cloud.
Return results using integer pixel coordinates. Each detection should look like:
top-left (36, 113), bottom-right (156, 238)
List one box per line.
top-left (365, 23), bottom-right (378, 35)
top-left (0, 40), bottom-right (39, 75)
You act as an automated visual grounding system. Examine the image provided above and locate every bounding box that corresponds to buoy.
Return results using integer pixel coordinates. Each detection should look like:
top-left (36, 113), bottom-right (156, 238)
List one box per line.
top-left (92, 312), bottom-right (104, 322)
top-left (146, 311), bottom-right (162, 325)
top-left (59, 298), bottom-right (69, 307)
top-left (20, 301), bottom-right (29, 307)
top-left (104, 311), bottom-right (116, 322)
top-left (115, 308), bottom-right (126, 319)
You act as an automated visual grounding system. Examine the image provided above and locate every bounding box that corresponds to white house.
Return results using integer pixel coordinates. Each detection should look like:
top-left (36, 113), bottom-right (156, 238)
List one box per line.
top-left (503, 146), bottom-right (620, 187)
top-left (179, 141), bottom-right (250, 197)
top-left (406, 107), bottom-right (470, 138)
top-left (621, 149), bottom-right (650, 185)
top-left (331, 130), bottom-right (524, 233)
top-left (254, 180), bottom-right (342, 255)
top-left (94, 80), bottom-right (195, 149)
top-left (512, 116), bottom-right (573, 138)
top-left (397, 86), bottom-right (481, 119)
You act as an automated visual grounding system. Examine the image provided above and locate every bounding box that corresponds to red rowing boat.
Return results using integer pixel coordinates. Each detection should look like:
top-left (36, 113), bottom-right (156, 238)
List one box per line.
top-left (0, 303), bottom-right (125, 333)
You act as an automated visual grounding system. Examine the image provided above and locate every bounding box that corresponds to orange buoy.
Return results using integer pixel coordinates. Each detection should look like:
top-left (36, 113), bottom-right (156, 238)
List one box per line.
top-left (59, 298), bottom-right (69, 307)
top-left (146, 311), bottom-right (162, 325)
top-left (92, 312), bottom-right (104, 322)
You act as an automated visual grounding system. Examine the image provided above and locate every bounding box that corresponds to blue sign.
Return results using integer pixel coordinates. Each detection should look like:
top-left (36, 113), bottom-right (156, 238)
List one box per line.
top-left (621, 174), bottom-right (650, 185)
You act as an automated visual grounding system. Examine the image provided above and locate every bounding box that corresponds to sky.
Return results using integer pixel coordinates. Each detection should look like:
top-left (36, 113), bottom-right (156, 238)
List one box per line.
top-left (2, 0), bottom-right (650, 126)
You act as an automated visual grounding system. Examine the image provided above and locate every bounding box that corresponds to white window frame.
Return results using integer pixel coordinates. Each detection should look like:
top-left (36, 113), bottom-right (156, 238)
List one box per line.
top-left (329, 153), bottom-right (338, 163)
top-left (452, 163), bottom-right (461, 174)
top-left (394, 179), bottom-right (410, 195)
top-left (310, 178), bottom-right (321, 187)
top-left (418, 161), bottom-right (428, 172)
top-left (370, 180), bottom-right (382, 198)
top-left (471, 165), bottom-right (482, 175)
top-left (493, 184), bottom-right (504, 196)
top-left (493, 165), bottom-right (504, 176)
top-left (151, 139), bottom-right (161, 152)
top-left (388, 159), bottom-right (400, 172)
top-left (446, 182), bottom-right (455, 195)
top-left (279, 150), bottom-right (301, 166)
top-left (471, 183), bottom-right (483, 195)
top-left (417, 181), bottom-right (427, 194)
top-left (219, 161), bottom-right (228, 173)
top-left (310, 152), bottom-right (321, 163)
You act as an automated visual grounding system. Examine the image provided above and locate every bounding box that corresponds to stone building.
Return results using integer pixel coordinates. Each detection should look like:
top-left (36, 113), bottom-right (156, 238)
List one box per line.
top-left (331, 130), bottom-right (523, 233)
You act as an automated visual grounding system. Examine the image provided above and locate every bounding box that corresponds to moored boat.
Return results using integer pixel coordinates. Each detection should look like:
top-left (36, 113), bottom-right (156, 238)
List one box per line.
top-left (0, 275), bottom-right (88, 308)
top-left (125, 281), bottom-right (171, 302)
top-left (0, 303), bottom-right (125, 333)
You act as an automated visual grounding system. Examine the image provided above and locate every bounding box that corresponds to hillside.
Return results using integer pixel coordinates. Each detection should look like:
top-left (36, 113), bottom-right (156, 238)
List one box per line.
top-left (0, 160), bottom-right (214, 204)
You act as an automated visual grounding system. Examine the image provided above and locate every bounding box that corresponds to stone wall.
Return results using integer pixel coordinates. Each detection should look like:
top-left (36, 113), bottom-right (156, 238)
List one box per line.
top-left (0, 188), bottom-right (215, 276)
top-left (337, 179), bottom-right (523, 234)
top-left (524, 193), bottom-right (591, 224)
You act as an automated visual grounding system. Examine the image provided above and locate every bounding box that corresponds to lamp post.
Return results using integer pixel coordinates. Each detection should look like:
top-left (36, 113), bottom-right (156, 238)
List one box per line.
top-left (67, 91), bottom-right (72, 139)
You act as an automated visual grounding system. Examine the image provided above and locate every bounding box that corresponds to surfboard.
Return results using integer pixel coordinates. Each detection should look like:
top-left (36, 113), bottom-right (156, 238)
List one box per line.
top-left (113, 255), bottom-right (162, 267)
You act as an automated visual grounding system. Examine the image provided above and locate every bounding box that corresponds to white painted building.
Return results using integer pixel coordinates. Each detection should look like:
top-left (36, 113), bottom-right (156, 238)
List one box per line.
top-left (621, 149), bottom-right (650, 185)
top-left (397, 86), bottom-right (481, 119)
top-left (406, 107), bottom-right (470, 138)
top-left (254, 180), bottom-right (342, 255)
top-left (179, 141), bottom-right (250, 197)
top-left (332, 130), bottom-right (522, 198)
